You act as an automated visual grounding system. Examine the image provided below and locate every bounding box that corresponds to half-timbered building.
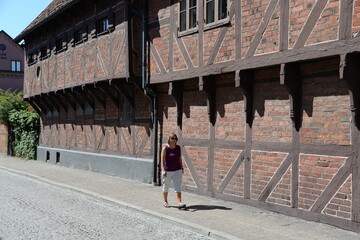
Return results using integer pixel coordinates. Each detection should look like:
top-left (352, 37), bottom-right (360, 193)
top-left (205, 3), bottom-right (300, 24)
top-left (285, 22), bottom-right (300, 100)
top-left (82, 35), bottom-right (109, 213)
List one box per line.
top-left (17, 0), bottom-right (360, 231)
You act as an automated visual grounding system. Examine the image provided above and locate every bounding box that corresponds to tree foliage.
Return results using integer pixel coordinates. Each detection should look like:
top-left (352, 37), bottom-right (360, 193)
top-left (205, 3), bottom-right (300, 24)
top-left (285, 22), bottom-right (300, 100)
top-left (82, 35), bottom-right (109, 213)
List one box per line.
top-left (0, 90), bottom-right (40, 159)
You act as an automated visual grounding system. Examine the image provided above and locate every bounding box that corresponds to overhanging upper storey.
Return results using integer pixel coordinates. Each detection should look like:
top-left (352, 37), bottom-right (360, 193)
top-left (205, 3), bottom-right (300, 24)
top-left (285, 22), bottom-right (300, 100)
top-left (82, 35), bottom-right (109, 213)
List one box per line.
top-left (147, 0), bottom-right (360, 84)
top-left (17, 0), bottom-right (134, 98)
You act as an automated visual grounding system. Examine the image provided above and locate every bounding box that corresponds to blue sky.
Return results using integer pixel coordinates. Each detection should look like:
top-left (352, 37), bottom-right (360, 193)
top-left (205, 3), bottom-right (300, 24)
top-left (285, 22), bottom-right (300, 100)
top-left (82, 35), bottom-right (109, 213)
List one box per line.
top-left (0, 0), bottom-right (53, 39)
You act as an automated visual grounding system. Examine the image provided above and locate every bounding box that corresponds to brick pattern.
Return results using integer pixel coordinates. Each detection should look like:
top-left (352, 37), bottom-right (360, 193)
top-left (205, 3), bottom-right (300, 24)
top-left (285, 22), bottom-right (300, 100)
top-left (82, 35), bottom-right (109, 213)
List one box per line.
top-left (214, 23), bottom-right (236, 63)
top-left (183, 146), bottom-right (208, 188)
top-left (214, 149), bottom-right (243, 195)
top-left (323, 175), bottom-right (352, 219)
top-left (289, 0), bottom-right (314, 49)
top-left (223, 159), bottom-right (245, 197)
top-left (255, 1), bottom-right (280, 55)
top-left (305, 0), bottom-right (339, 46)
top-left (241, 0), bottom-right (267, 57)
top-left (251, 151), bottom-right (288, 200)
top-left (0, 124), bottom-right (8, 154)
top-left (301, 60), bottom-right (350, 145)
top-left (204, 28), bottom-right (222, 64)
top-left (182, 34), bottom-right (199, 67)
top-left (353, 0), bottom-right (360, 36)
top-left (215, 84), bottom-right (245, 141)
top-left (182, 90), bottom-right (209, 139)
top-left (253, 77), bottom-right (292, 143)
top-left (298, 154), bottom-right (348, 211)
top-left (267, 166), bottom-right (292, 206)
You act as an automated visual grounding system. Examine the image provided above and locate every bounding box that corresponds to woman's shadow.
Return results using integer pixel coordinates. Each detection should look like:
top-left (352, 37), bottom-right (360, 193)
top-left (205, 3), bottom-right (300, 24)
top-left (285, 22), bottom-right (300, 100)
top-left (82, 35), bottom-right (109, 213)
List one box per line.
top-left (174, 205), bottom-right (232, 212)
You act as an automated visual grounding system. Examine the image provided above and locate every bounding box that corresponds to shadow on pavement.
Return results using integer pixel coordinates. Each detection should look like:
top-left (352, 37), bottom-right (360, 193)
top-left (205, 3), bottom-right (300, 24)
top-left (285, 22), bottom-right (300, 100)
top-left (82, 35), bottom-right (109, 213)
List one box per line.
top-left (181, 205), bottom-right (232, 212)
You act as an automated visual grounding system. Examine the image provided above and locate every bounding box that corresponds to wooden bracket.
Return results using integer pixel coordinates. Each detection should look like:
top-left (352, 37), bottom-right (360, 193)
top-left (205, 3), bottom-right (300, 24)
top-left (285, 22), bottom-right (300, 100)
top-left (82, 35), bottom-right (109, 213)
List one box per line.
top-left (69, 91), bottom-right (85, 111)
top-left (26, 97), bottom-right (42, 115)
top-left (47, 92), bottom-right (64, 113)
top-left (199, 76), bottom-right (216, 125)
top-left (280, 63), bottom-right (302, 130)
top-left (59, 91), bottom-right (76, 112)
top-left (169, 81), bottom-right (183, 128)
top-left (50, 92), bottom-right (68, 112)
top-left (40, 94), bottom-right (55, 114)
top-left (236, 70), bottom-right (254, 123)
top-left (113, 84), bottom-right (135, 108)
top-left (99, 86), bottom-right (119, 107)
top-left (340, 53), bottom-right (360, 128)
top-left (86, 88), bottom-right (106, 109)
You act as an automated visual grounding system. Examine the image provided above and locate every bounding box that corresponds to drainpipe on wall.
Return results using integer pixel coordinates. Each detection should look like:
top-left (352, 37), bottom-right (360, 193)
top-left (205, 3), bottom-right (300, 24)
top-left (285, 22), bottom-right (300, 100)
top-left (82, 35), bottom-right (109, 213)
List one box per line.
top-left (141, 0), bottom-right (159, 186)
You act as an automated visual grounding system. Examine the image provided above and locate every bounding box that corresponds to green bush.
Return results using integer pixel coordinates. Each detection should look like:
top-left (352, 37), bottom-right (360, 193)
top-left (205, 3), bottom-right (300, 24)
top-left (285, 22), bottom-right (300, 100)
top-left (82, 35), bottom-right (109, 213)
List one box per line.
top-left (0, 90), bottom-right (40, 159)
top-left (0, 89), bottom-right (29, 124)
top-left (8, 110), bottom-right (40, 159)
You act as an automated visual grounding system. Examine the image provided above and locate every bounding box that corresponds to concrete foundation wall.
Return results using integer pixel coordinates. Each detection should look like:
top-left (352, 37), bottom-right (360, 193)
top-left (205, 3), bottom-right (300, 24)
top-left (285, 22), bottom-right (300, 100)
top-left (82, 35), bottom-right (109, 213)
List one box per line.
top-left (37, 146), bottom-right (153, 183)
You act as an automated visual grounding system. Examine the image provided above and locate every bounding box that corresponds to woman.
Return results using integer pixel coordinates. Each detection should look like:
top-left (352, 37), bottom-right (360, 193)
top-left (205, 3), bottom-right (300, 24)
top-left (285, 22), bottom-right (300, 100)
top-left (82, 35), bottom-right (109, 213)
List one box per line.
top-left (161, 133), bottom-right (186, 209)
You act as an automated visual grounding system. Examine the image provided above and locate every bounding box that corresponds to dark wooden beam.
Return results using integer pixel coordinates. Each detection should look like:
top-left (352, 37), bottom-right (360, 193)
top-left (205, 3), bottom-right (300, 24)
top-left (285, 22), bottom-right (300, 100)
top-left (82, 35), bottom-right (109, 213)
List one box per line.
top-left (168, 81), bottom-right (184, 128)
top-left (340, 52), bottom-right (360, 222)
top-left (237, 70), bottom-right (254, 124)
top-left (280, 63), bottom-right (302, 130)
top-left (199, 76), bottom-right (216, 125)
top-left (39, 94), bottom-right (54, 113)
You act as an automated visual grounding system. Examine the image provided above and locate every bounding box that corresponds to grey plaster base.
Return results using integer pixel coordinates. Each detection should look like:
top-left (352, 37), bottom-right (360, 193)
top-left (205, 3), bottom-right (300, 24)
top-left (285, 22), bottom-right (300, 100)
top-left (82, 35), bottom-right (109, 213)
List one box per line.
top-left (37, 146), bottom-right (153, 183)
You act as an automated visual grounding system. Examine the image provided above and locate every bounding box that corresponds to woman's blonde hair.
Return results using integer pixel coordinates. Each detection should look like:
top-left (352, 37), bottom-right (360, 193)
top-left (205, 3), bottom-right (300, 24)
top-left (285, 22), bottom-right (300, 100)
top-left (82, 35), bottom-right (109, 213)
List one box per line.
top-left (167, 133), bottom-right (178, 144)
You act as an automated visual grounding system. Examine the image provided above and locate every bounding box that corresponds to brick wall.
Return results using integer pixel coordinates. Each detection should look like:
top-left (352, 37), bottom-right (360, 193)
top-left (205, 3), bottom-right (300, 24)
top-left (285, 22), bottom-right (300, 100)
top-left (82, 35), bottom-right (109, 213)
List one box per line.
top-left (0, 124), bottom-right (7, 154)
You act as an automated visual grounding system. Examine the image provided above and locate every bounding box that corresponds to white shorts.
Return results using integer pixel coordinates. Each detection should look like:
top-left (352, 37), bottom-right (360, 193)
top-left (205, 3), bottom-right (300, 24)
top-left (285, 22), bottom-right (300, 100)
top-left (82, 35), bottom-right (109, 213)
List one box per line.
top-left (162, 169), bottom-right (182, 193)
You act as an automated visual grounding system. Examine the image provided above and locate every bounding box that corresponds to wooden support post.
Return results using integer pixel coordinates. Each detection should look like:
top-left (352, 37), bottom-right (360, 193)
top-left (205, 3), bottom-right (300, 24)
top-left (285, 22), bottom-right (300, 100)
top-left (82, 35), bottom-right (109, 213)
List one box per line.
top-left (199, 76), bottom-right (216, 196)
top-left (280, 63), bottom-right (302, 208)
top-left (340, 53), bottom-right (360, 222)
top-left (199, 76), bottom-right (216, 125)
top-left (169, 81), bottom-right (184, 128)
top-left (46, 93), bottom-right (61, 113)
top-left (236, 70), bottom-right (254, 199)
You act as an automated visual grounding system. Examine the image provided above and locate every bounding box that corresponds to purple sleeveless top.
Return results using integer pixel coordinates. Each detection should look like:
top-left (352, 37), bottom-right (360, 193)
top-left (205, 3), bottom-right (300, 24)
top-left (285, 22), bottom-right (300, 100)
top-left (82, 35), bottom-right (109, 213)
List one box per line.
top-left (164, 145), bottom-right (181, 171)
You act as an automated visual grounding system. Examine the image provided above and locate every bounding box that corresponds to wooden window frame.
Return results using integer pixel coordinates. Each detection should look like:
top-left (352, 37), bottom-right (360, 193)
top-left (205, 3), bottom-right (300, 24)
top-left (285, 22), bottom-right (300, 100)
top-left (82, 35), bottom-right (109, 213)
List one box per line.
top-left (178, 0), bottom-right (199, 36)
top-left (204, 0), bottom-right (229, 30)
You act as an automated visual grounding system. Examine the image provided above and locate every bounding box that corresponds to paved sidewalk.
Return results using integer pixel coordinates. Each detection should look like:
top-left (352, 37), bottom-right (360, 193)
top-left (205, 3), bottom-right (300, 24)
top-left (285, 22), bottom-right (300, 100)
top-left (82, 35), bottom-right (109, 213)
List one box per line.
top-left (0, 154), bottom-right (359, 240)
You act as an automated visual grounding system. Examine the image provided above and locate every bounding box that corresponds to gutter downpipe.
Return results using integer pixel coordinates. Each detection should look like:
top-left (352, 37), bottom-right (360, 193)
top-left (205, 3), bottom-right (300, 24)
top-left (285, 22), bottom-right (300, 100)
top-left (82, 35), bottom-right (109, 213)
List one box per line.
top-left (141, 0), bottom-right (159, 186)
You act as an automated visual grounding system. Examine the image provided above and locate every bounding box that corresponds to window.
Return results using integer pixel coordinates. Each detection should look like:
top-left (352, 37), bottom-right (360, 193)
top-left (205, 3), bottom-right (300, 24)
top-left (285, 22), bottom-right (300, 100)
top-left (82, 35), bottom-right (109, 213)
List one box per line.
top-left (179, 0), bottom-right (197, 33)
top-left (205, 0), bottom-right (228, 26)
top-left (11, 61), bottom-right (21, 72)
top-left (74, 27), bottom-right (87, 44)
top-left (99, 18), bottom-right (109, 33)
top-left (56, 37), bottom-right (66, 53)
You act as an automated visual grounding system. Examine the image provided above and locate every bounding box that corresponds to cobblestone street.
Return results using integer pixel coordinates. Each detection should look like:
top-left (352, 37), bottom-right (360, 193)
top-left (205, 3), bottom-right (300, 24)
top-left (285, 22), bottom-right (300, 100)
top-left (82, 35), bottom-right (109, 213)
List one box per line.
top-left (0, 169), bottom-right (213, 240)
